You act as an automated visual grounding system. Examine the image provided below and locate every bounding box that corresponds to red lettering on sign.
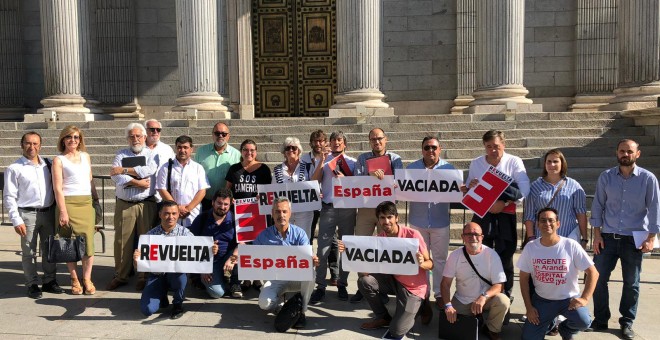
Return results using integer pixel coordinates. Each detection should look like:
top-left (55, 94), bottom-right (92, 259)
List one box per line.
top-left (234, 200), bottom-right (268, 243)
top-left (462, 170), bottom-right (510, 218)
top-left (150, 244), bottom-right (158, 261)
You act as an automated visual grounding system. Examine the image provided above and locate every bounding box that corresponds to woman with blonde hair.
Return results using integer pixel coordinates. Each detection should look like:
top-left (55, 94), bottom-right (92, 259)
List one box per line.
top-left (52, 126), bottom-right (99, 295)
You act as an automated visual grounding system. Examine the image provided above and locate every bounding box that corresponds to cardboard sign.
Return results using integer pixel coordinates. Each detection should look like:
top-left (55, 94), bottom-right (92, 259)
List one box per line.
top-left (137, 235), bottom-right (214, 273)
top-left (461, 166), bottom-right (513, 218)
top-left (331, 175), bottom-right (396, 208)
top-left (234, 197), bottom-right (268, 243)
top-left (256, 181), bottom-right (321, 215)
top-left (238, 244), bottom-right (314, 281)
top-left (394, 169), bottom-right (464, 202)
top-left (341, 236), bottom-right (420, 275)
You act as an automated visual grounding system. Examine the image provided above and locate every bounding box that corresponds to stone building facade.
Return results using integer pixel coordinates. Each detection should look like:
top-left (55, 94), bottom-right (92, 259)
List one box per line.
top-left (0, 0), bottom-right (658, 121)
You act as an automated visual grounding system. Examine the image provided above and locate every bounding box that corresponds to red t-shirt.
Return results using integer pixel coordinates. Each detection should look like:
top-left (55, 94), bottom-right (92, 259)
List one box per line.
top-left (378, 225), bottom-right (429, 299)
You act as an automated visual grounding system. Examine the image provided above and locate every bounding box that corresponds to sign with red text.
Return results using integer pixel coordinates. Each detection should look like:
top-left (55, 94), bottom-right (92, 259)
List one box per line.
top-left (257, 181), bottom-right (321, 215)
top-left (237, 244), bottom-right (314, 281)
top-left (331, 175), bottom-right (396, 208)
top-left (461, 166), bottom-right (513, 218)
top-left (137, 235), bottom-right (213, 273)
top-left (234, 198), bottom-right (268, 243)
top-left (394, 169), bottom-right (464, 202)
top-left (341, 236), bottom-right (419, 275)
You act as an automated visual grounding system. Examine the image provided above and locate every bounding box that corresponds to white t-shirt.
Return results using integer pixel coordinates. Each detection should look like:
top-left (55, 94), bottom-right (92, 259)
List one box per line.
top-left (155, 158), bottom-right (210, 227)
top-left (516, 237), bottom-right (593, 300)
top-left (443, 245), bottom-right (506, 305)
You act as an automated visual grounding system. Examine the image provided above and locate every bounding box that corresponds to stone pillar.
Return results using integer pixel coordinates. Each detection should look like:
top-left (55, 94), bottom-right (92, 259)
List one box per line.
top-left (604, 0), bottom-right (660, 111)
top-left (330, 0), bottom-right (393, 117)
top-left (451, 0), bottom-right (476, 114)
top-left (467, 0), bottom-right (540, 113)
top-left (173, 0), bottom-right (229, 116)
top-left (570, 0), bottom-right (617, 112)
top-left (0, 0), bottom-right (25, 119)
top-left (227, 0), bottom-right (254, 119)
top-left (96, 0), bottom-right (141, 118)
top-left (38, 0), bottom-right (103, 120)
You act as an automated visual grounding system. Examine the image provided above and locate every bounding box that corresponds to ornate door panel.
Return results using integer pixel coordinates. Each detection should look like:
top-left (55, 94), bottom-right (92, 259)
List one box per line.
top-left (253, 0), bottom-right (336, 117)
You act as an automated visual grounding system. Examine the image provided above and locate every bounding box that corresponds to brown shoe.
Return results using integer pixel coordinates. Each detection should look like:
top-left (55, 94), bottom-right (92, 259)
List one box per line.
top-left (106, 278), bottom-right (126, 291)
top-left (70, 278), bottom-right (82, 295)
top-left (135, 279), bottom-right (146, 292)
top-left (360, 317), bottom-right (391, 330)
top-left (83, 279), bottom-right (96, 295)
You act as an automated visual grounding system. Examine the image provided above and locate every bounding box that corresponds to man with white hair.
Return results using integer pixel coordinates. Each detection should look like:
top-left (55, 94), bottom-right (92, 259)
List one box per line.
top-left (143, 119), bottom-right (175, 203)
top-left (107, 123), bottom-right (158, 291)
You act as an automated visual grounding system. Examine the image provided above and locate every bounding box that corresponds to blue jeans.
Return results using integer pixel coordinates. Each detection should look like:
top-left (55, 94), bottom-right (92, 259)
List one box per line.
top-left (522, 294), bottom-right (591, 340)
top-left (140, 273), bottom-right (187, 316)
top-left (593, 233), bottom-right (643, 327)
top-left (203, 253), bottom-right (239, 299)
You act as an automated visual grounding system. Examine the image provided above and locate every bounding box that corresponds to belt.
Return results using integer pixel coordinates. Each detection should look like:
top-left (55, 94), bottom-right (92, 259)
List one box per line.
top-left (18, 205), bottom-right (52, 213)
top-left (601, 232), bottom-right (633, 239)
top-left (118, 195), bottom-right (156, 204)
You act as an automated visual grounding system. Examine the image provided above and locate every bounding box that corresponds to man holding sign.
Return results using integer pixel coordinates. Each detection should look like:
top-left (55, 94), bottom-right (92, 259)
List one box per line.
top-left (252, 197), bottom-right (319, 329)
top-left (464, 130), bottom-right (529, 297)
top-left (133, 200), bottom-right (218, 319)
top-left (341, 201), bottom-right (433, 340)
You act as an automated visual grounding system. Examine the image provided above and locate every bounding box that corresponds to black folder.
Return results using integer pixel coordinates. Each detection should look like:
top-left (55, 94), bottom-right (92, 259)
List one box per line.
top-left (121, 156), bottom-right (146, 168)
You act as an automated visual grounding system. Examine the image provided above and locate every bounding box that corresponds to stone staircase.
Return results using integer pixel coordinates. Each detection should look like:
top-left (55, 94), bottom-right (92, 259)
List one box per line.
top-left (1, 111), bottom-right (658, 240)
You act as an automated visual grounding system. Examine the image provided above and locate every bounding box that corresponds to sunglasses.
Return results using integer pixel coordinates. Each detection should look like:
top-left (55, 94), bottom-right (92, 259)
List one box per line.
top-left (423, 145), bottom-right (438, 151)
top-left (147, 127), bottom-right (162, 133)
top-left (64, 135), bottom-right (80, 140)
top-left (214, 131), bottom-right (229, 137)
top-left (285, 146), bottom-right (298, 152)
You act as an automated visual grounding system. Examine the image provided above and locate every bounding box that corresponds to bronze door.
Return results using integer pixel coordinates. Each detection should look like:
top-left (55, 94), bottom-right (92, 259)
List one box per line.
top-left (252, 0), bottom-right (336, 117)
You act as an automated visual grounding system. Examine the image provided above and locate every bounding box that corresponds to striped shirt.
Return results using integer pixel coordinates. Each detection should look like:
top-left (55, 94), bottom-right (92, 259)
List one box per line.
top-left (111, 148), bottom-right (157, 202)
top-left (523, 177), bottom-right (586, 238)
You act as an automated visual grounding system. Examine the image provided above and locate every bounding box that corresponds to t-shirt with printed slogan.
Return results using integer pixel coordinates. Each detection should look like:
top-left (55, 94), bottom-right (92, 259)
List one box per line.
top-left (224, 163), bottom-right (272, 200)
top-left (516, 237), bottom-right (593, 300)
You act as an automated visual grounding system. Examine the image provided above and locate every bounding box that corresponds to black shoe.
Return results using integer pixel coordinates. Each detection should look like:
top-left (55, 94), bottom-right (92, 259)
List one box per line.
top-left (159, 297), bottom-right (170, 310)
top-left (292, 312), bottom-right (307, 329)
top-left (585, 322), bottom-right (608, 332)
top-left (27, 284), bottom-right (42, 299)
top-left (190, 277), bottom-right (205, 291)
top-left (42, 281), bottom-right (64, 294)
top-left (350, 290), bottom-right (363, 303)
top-left (337, 286), bottom-right (349, 301)
top-left (379, 292), bottom-right (390, 305)
top-left (171, 303), bottom-right (184, 319)
top-left (621, 325), bottom-right (635, 340)
top-left (309, 288), bottom-right (325, 305)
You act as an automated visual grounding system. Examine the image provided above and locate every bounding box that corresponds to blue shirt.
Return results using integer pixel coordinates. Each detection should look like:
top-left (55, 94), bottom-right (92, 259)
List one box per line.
top-left (253, 224), bottom-right (309, 246)
top-left (590, 165), bottom-right (660, 235)
top-left (406, 158), bottom-right (455, 228)
top-left (524, 177), bottom-right (587, 238)
top-left (189, 210), bottom-right (237, 261)
top-left (355, 151), bottom-right (403, 176)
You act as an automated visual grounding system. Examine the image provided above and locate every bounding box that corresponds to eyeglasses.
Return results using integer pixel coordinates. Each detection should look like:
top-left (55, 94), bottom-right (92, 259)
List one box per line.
top-left (462, 233), bottom-right (483, 237)
top-left (539, 218), bottom-right (557, 224)
top-left (128, 134), bottom-right (143, 139)
top-left (370, 136), bottom-right (385, 143)
top-left (423, 145), bottom-right (438, 151)
top-left (285, 146), bottom-right (298, 152)
top-left (64, 135), bottom-right (80, 140)
top-left (147, 127), bottom-right (162, 133)
top-left (242, 148), bottom-right (256, 153)
top-left (214, 131), bottom-right (229, 137)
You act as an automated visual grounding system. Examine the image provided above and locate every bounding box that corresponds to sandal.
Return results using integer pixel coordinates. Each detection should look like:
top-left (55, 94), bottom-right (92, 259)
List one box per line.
top-left (71, 278), bottom-right (83, 295)
top-left (83, 279), bottom-right (96, 295)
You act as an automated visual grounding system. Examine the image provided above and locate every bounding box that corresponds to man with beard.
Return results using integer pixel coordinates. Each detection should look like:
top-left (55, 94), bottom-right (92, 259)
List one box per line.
top-left (143, 119), bottom-right (175, 204)
top-left (441, 222), bottom-right (509, 340)
top-left (194, 122), bottom-right (240, 211)
top-left (107, 123), bottom-right (159, 291)
top-left (189, 188), bottom-right (240, 298)
top-left (587, 139), bottom-right (660, 339)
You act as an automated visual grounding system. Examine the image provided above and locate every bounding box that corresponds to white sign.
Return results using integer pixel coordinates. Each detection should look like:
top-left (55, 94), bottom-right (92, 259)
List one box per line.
top-left (257, 181), bottom-right (321, 215)
top-left (137, 235), bottom-right (214, 273)
top-left (238, 244), bottom-right (314, 281)
top-left (632, 231), bottom-right (660, 248)
top-left (394, 169), bottom-right (463, 202)
top-left (341, 236), bottom-right (419, 275)
top-left (331, 175), bottom-right (396, 208)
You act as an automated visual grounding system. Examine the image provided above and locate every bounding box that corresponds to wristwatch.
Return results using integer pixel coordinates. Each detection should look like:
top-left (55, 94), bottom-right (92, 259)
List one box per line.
top-left (122, 168), bottom-right (128, 175)
top-left (481, 291), bottom-right (489, 299)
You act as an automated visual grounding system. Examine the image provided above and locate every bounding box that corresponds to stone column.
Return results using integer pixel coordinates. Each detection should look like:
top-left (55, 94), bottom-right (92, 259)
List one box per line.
top-left (38, 0), bottom-right (102, 120)
top-left (604, 0), bottom-right (660, 111)
top-left (451, 0), bottom-right (476, 114)
top-left (173, 0), bottom-right (229, 116)
top-left (571, 0), bottom-right (617, 112)
top-left (96, 0), bottom-right (141, 118)
top-left (467, 0), bottom-right (539, 113)
top-left (330, 0), bottom-right (393, 117)
top-left (0, 0), bottom-right (25, 119)
top-left (227, 0), bottom-right (254, 119)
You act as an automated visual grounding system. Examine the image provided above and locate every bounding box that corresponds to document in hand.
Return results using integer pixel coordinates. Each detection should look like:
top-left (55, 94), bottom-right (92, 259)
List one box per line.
top-left (121, 155), bottom-right (146, 168)
top-left (366, 155), bottom-right (393, 175)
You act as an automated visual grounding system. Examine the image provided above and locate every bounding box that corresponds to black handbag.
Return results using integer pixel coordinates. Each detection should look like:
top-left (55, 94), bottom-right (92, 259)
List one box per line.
top-left (45, 225), bottom-right (85, 263)
top-left (274, 292), bottom-right (303, 332)
top-left (438, 310), bottom-right (481, 340)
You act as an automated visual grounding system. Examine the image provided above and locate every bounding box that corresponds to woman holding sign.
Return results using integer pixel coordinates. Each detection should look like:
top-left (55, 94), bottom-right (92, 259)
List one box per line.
top-left (272, 137), bottom-right (318, 240)
top-left (523, 149), bottom-right (588, 247)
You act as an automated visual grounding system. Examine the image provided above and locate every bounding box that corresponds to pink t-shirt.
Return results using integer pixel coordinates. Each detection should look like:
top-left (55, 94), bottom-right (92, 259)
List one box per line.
top-left (378, 225), bottom-right (428, 299)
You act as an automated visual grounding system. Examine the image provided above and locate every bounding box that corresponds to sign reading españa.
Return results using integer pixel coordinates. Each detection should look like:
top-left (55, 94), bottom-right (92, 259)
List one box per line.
top-left (238, 244), bottom-right (314, 281)
top-left (331, 175), bottom-right (396, 208)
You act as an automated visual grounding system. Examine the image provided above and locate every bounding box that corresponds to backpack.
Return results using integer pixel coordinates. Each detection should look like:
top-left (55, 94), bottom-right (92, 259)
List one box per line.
top-left (274, 292), bottom-right (303, 332)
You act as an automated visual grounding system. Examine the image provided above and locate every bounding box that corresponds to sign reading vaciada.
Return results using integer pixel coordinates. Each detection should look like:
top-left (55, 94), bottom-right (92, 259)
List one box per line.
top-left (341, 236), bottom-right (420, 275)
top-left (394, 169), bottom-right (464, 203)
